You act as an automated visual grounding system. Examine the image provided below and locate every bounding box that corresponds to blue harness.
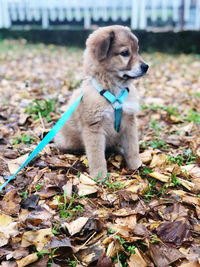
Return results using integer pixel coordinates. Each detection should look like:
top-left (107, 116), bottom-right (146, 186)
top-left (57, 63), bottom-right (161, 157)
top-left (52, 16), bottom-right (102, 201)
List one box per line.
top-left (91, 77), bottom-right (129, 132)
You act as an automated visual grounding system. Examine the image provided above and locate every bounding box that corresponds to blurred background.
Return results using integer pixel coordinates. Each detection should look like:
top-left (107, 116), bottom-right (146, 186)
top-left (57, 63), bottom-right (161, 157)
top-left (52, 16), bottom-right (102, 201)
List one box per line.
top-left (0, 0), bottom-right (200, 30)
top-left (0, 0), bottom-right (199, 53)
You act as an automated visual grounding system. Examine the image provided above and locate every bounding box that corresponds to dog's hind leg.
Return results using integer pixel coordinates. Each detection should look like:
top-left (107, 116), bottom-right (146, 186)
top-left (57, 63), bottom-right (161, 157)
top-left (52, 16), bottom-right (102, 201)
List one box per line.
top-left (54, 126), bottom-right (83, 152)
top-left (82, 126), bottom-right (107, 179)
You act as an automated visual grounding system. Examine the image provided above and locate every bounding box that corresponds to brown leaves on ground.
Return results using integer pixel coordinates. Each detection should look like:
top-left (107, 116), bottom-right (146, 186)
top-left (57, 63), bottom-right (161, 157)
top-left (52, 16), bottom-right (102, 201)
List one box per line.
top-left (0, 40), bottom-right (200, 266)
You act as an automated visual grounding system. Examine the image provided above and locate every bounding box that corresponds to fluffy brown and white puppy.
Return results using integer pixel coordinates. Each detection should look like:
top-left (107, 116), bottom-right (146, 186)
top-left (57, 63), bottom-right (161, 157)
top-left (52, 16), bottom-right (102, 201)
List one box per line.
top-left (55, 25), bottom-right (148, 178)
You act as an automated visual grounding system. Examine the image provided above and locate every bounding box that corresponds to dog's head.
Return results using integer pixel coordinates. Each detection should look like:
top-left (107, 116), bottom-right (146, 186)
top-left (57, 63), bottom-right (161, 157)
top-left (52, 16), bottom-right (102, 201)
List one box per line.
top-left (84, 25), bottom-right (148, 81)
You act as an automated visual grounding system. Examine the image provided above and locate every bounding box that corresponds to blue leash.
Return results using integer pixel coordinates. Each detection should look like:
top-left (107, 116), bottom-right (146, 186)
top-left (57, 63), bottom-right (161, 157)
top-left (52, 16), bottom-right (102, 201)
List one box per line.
top-left (0, 78), bottom-right (128, 191)
top-left (0, 92), bottom-right (83, 191)
top-left (91, 77), bottom-right (129, 131)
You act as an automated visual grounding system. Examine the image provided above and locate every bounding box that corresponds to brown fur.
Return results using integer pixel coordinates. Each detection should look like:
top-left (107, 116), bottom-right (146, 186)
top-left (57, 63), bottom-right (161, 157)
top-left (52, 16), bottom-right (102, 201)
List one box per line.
top-left (54, 25), bottom-right (148, 178)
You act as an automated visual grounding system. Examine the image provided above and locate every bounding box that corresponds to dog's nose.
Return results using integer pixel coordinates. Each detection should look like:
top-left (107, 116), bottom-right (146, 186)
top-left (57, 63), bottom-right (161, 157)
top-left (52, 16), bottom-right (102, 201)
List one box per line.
top-left (141, 63), bottom-right (149, 73)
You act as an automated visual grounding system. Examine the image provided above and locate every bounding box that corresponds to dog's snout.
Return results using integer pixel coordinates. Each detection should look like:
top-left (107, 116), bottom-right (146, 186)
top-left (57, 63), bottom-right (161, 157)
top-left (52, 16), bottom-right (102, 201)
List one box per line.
top-left (141, 63), bottom-right (149, 73)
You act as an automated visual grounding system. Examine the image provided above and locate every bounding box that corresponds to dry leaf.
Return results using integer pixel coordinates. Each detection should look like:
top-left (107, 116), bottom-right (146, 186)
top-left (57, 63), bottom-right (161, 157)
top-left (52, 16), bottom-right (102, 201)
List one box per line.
top-left (140, 150), bottom-right (152, 164)
top-left (0, 189), bottom-right (21, 216)
top-left (150, 153), bottom-right (167, 167)
top-left (79, 173), bottom-right (96, 185)
top-left (63, 217), bottom-right (89, 235)
top-left (16, 253), bottom-right (38, 267)
top-left (149, 172), bottom-right (170, 183)
top-left (77, 183), bottom-right (98, 196)
top-left (21, 228), bottom-right (53, 251)
top-left (6, 154), bottom-right (29, 174)
top-left (127, 248), bottom-right (147, 267)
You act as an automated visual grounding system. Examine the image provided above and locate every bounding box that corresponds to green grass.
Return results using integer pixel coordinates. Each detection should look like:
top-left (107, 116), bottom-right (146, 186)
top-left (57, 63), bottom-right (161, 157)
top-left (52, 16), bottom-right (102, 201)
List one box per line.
top-left (37, 248), bottom-right (58, 267)
top-left (151, 235), bottom-right (159, 244)
top-left (56, 191), bottom-right (84, 219)
top-left (144, 178), bottom-right (157, 203)
top-left (35, 182), bottom-right (44, 192)
top-left (19, 190), bottom-right (28, 199)
top-left (167, 155), bottom-right (184, 166)
top-left (141, 104), bottom-right (180, 117)
top-left (141, 139), bottom-right (168, 150)
top-left (108, 228), bottom-right (115, 234)
top-left (94, 173), bottom-right (124, 191)
top-left (149, 119), bottom-right (161, 136)
top-left (111, 236), bottom-right (137, 266)
top-left (186, 110), bottom-right (200, 124)
top-left (194, 92), bottom-right (200, 98)
top-left (11, 134), bottom-right (35, 145)
top-left (25, 97), bottom-right (58, 122)
top-left (167, 149), bottom-right (196, 166)
top-left (171, 173), bottom-right (182, 187)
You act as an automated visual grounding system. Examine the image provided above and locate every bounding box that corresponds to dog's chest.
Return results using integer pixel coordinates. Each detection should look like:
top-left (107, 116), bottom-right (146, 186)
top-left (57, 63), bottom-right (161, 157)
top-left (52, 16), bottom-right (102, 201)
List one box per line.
top-left (102, 100), bottom-right (139, 122)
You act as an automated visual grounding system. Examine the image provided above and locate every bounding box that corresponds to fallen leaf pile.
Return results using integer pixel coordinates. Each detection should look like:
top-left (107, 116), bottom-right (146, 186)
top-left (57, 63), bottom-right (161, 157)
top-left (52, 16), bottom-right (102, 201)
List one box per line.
top-left (0, 39), bottom-right (200, 267)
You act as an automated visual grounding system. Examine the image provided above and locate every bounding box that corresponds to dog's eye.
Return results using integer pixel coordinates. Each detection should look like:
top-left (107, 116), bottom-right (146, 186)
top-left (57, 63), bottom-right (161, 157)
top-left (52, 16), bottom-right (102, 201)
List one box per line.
top-left (120, 50), bottom-right (130, 57)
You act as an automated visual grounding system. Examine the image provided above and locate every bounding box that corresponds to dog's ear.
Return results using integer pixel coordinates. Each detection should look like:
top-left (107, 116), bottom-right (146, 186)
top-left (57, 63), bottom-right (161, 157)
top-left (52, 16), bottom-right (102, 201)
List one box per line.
top-left (94, 31), bottom-right (115, 61)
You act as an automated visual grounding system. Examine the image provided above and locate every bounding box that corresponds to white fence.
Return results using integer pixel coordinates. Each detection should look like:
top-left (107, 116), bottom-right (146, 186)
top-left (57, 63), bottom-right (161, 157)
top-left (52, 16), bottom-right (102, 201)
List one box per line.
top-left (0, 0), bottom-right (200, 30)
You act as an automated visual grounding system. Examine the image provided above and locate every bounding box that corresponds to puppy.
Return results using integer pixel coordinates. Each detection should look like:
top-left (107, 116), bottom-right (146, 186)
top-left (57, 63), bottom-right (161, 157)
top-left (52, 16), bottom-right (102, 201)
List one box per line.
top-left (55, 25), bottom-right (148, 179)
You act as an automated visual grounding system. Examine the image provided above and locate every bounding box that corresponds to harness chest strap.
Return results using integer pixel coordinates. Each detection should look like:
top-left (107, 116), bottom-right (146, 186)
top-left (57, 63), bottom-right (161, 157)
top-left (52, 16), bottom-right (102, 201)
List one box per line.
top-left (91, 77), bottom-right (129, 132)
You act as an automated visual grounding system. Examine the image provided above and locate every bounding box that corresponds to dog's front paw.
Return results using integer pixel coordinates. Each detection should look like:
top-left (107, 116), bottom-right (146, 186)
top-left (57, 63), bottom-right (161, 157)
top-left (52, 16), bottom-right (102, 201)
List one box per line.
top-left (127, 157), bottom-right (142, 170)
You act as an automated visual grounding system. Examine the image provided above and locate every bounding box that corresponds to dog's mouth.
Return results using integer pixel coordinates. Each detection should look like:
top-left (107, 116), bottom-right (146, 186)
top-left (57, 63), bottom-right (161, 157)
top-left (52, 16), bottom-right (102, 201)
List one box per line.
top-left (122, 73), bottom-right (146, 80)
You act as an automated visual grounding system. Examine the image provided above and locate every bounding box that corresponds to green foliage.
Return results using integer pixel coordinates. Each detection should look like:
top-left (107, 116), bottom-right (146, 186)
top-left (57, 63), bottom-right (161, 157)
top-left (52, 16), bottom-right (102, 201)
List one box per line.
top-left (167, 150), bottom-right (196, 166)
top-left (71, 205), bottom-right (84, 213)
top-left (35, 182), bottom-right (44, 192)
top-left (186, 110), bottom-right (200, 124)
top-left (142, 167), bottom-right (153, 174)
top-left (68, 260), bottom-right (76, 267)
top-left (105, 181), bottom-right (124, 191)
top-left (12, 134), bottom-right (35, 145)
top-left (161, 106), bottom-right (179, 116)
top-left (141, 139), bottom-right (168, 149)
top-left (25, 97), bottom-right (57, 122)
top-left (148, 139), bottom-right (168, 149)
top-left (116, 236), bottom-right (126, 245)
top-left (19, 190), bottom-right (28, 199)
top-left (112, 236), bottom-right (136, 266)
top-left (144, 178), bottom-right (157, 203)
top-left (140, 167), bottom-right (152, 179)
top-left (141, 103), bottom-right (180, 116)
top-left (52, 224), bottom-right (60, 235)
top-left (108, 228), bottom-right (115, 234)
top-left (127, 245), bottom-right (136, 255)
top-left (94, 173), bottom-right (124, 191)
top-left (149, 119), bottom-right (161, 136)
top-left (194, 92), bottom-right (200, 98)
top-left (141, 103), bottom-right (158, 111)
top-left (144, 175), bottom-right (167, 202)
top-left (183, 148), bottom-right (196, 164)
top-left (56, 191), bottom-right (84, 218)
top-left (167, 155), bottom-right (184, 166)
top-left (171, 173), bottom-right (182, 187)
top-left (37, 248), bottom-right (58, 267)
top-left (151, 235), bottom-right (159, 244)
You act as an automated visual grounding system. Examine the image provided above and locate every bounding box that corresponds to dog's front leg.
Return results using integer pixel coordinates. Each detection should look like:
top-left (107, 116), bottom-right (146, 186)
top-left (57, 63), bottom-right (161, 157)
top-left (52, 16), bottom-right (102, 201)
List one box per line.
top-left (82, 126), bottom-right (107, 179)
top-left (121, 115), bottom-right (142, 170)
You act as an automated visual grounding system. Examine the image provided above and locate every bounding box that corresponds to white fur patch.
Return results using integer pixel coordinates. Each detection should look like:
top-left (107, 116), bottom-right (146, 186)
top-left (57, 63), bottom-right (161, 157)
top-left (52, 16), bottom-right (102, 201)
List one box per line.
top-left (102, 100), bottom-right (139, 120)
top-left (122, 101), bottom-right (139, 114)
top-left (119, 67), bottom-right (142, 79)
top-left (102, 107), bottom-right (114, 120)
